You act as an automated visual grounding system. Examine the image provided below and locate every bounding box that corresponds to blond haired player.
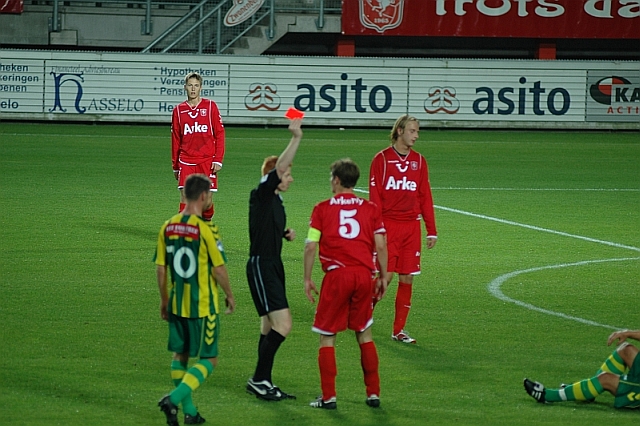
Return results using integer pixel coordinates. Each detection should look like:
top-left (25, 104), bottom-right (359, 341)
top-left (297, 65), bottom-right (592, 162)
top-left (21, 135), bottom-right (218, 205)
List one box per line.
top-left (369, 114), bottom-right (437, 344)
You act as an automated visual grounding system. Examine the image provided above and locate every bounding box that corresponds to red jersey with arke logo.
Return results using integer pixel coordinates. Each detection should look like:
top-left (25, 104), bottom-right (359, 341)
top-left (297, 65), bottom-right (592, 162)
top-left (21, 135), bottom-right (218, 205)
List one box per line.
top-left (171, 98), bottom-right (225, 169)
top-left (369, 146), bottom-right (437, 237)
top-left (308, 193), bottom-right (385, 273)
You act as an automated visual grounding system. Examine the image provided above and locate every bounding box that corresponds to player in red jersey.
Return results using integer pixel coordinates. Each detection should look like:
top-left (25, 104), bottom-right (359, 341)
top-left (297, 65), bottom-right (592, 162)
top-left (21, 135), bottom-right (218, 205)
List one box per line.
top-left (304, 158), bottom-right (388, 409)
top-left (369, 114), bottom-right (437, 344)
top-left (171, 72), bottom-right (225, 220)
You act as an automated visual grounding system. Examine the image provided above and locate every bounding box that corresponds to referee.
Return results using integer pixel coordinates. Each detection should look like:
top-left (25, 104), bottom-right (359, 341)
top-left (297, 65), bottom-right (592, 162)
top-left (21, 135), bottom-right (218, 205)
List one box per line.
top-left (246, 118), bottom-right (303, 401)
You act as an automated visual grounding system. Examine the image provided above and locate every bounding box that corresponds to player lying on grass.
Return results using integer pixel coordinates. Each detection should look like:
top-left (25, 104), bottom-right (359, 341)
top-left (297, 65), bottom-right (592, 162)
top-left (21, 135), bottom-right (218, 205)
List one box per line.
top-left (524, 329), bottom-right (640, 409)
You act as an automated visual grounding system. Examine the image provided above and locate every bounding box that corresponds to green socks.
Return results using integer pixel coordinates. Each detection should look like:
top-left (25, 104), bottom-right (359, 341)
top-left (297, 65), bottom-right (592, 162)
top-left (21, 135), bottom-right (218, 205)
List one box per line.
top-left (170, 359), bottom-right (214, 416)
top-left (598, 348), bottom-right (628, 375)
top-left (545, 377), bottom-right (604, 402)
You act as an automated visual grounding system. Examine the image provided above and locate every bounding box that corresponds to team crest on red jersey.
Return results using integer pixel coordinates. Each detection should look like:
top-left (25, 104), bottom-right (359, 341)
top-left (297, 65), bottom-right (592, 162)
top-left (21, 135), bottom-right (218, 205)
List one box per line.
top-left (411, 161), bottom-right (418, 170)
top-left (200, 109), bottom-right (207, 116)
top-left (359, 0), bottom-right (404, 33)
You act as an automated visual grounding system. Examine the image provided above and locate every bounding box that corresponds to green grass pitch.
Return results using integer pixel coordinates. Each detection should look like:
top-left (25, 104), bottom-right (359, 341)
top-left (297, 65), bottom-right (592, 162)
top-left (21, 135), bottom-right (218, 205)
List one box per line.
top-left (0, 122), bottom-right (638, 425)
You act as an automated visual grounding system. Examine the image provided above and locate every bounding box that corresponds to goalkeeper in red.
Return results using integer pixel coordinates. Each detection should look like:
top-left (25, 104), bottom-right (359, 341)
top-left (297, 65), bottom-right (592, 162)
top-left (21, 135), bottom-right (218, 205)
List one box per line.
top-left (171, 72), bottom-right (225, 220)
top-left (304, 159), bottom-right (388, 409)
top-left (369, 114), bottom-right (437, 344)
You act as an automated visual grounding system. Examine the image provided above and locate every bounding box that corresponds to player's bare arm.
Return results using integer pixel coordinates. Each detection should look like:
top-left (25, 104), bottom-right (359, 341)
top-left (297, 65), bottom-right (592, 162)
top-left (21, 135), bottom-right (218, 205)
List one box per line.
top-left (303, 241), bottom-right (319, 304)
top-left (156, 265), bottom-right (169, 321)
top-left (275, 118), bottom-right (303, 178)
top-left (608, 329), bottom-right (640, 346)
top-left (374, 233), bottom-right (389, 300)
top-left (213, 265), bottom-right (235, 314)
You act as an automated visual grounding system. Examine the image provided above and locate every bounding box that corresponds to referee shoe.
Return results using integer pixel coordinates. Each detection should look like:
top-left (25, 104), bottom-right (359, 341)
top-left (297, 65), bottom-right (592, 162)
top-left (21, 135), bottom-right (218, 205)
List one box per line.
top-left (246, 378), bottom-right (296, 401)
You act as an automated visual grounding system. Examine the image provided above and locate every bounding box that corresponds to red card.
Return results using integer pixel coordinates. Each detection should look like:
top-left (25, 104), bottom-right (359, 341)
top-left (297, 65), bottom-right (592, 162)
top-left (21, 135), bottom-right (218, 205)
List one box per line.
top-left (284, 107), bottom-right (304, 120)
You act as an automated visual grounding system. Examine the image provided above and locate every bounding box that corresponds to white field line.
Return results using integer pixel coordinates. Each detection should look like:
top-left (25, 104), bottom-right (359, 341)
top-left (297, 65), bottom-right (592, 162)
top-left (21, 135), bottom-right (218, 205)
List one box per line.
top-left (434, 187), bottom-right (640, 192)
top-left (436, 205), bottom-right (640, 253)
top-left (0, 133), bottom-right (166, 139)
top-left (487, 258), bottom-right (639, 330)
top-left (354, 186), bottom-right (639, 328)
top-left (356, 187), bottom-right (640, 194)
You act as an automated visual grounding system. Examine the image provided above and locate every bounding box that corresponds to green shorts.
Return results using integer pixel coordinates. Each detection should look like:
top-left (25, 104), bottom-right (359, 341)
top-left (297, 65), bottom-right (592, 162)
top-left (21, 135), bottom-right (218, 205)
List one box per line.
top-left (168, 313), bottom-right (219, 359)
top-left (614, 351), bottom-right (640, 409)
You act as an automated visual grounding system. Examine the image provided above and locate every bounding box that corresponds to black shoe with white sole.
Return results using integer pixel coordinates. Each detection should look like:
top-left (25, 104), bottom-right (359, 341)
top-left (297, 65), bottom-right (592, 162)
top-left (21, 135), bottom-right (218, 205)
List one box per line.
top-left (523, 378), bottom-right (546, 403)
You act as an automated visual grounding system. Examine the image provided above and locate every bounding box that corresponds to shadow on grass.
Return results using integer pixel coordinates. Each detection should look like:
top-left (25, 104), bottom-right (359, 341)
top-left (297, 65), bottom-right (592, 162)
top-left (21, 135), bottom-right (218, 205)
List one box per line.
top-left (92, 222), bottom-right (158, 242)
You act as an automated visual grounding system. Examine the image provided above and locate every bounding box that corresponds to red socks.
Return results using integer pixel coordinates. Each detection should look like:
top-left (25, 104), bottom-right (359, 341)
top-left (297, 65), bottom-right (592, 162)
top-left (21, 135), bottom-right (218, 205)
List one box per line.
top-left (360, 341), bottom-right (380, 397)
top-left (319, 343), bottom-right (380, 400)
top-left (179, 203), bottom-right (186, 213)
top-left (393, 282), bottom-right (412, 335)
top-left (318, 346), bottom-right (337, 400)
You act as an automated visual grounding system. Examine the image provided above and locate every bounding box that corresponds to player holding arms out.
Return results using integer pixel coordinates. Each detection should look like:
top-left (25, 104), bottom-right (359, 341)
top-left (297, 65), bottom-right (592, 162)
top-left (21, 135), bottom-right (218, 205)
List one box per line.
top-left (304, 159), bottom-right (388, 409)
top-left (155, 174), bottom-right (235, 426)
top-left (369, 114), bottom-right (437, 344)
top-left (525, 329), bottom-right (640, 409)
top-left (172, 72), bottom-right (225, 220)
top-left (245, 119), bottom-right (303, 401)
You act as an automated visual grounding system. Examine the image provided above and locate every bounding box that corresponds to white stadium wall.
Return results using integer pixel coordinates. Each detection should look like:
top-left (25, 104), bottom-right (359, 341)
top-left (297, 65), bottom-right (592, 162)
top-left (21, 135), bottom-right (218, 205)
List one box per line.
top-left (1, 50), bottom-right (638, 129)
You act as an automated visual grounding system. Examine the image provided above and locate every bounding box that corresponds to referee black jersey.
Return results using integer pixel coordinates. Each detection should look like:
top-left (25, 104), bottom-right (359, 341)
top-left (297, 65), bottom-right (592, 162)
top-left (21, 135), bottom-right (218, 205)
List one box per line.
top-left (248, 169), bottom-right (286, 258)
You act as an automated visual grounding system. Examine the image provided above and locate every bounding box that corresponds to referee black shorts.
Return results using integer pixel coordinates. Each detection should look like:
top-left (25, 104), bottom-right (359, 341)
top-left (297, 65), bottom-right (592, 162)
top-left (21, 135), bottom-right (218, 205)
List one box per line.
top-left (246, 256), bottom-right (289, 317)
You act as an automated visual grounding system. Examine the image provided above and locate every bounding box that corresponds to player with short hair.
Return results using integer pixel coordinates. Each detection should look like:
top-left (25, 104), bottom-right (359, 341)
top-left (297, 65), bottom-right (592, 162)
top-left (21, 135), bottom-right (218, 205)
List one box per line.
top-left (369, 114), bottom-right (437, 344)
top-left (245, 119), bottom-right (303, 401)
top-left (155, 173), bottom-right (235, 426)
top-left (171, 72), bottom-right (225, 220)
top-left (525, 329), bottom-right (640, 408)
top-left (304, 158), bottom-right (388, 409)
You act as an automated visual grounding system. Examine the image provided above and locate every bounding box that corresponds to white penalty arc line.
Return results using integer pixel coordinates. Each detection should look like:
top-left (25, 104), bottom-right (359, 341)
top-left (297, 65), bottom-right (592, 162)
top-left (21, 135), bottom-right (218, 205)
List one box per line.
top-left (436, 206), bottom-right (640, 329)
top-left (488, 258), bottom-right (640, 330)
top-left (355, 187), bottom-right (639, 327)
top-left (437, 205), bottom-right (640, 328)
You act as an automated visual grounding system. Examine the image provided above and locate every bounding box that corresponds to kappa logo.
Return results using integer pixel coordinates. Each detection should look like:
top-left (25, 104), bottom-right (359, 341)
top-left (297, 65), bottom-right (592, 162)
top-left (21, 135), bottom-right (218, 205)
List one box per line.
top-left (183, 122), bottom-right (209, 135)
top-left (425, 86), bottom-right (460, 114)
top-left (245, 82), bottom-right (281, 111)
top-left (359, 0), bottom-right (404, 33)
top-left (589, 76), bottom-right (638, 105)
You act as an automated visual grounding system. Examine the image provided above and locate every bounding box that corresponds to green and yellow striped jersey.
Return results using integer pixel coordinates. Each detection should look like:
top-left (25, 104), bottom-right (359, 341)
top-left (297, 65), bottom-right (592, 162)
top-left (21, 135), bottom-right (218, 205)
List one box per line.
top-left (154, 215), bottom-right (226, 318)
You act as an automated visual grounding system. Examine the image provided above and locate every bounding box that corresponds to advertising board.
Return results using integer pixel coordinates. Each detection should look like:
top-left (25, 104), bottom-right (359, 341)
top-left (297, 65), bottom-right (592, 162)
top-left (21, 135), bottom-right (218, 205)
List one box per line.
top-left (342, 0), bottom-right (640, 39)
top-left (1, 52), bottom-right (638, 128)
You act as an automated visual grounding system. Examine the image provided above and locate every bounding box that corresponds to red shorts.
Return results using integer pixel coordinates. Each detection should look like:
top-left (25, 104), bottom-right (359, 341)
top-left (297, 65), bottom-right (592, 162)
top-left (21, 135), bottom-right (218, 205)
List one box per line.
top-left (312, 267), bottom-right (376, 335)
top-left (177, 160), bottom-right (218, 191)
top-left (385, 219), bottom-right (421, 275)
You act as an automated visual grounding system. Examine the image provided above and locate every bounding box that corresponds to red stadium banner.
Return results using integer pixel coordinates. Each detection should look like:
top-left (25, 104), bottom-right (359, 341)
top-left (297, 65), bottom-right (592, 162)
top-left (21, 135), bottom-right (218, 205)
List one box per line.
top-left (0, 0), bottom-right (23, 13)
top-left (342, 0), bottom-right (640, 39)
